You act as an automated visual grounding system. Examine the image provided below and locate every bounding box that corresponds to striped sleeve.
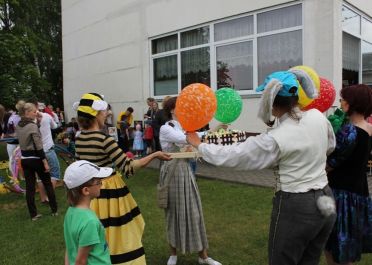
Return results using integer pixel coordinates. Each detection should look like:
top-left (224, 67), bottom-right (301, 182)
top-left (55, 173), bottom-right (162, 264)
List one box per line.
top-left (102, 135), bottom-right (136, 177)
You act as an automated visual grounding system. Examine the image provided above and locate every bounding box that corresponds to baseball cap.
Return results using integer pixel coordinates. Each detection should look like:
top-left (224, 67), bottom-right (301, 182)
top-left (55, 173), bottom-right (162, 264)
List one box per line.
top-left (256, 71), bottom-right (299, 97)
top-left (64, 160), bottom-right (113, 189)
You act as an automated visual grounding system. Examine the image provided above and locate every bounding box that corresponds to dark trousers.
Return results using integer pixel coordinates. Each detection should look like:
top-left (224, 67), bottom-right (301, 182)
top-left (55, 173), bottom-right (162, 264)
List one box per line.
top-left (21, 159), bottom-right (58, 218)
top-left (268, 186), bottom-right (336, 265)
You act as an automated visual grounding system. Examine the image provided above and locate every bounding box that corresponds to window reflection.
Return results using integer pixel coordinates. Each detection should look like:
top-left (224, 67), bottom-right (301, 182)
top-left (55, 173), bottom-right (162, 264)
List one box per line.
top-left (181, 47), bottom-right (210, 88)
top-left (216, 41), bottom-right (253, 90)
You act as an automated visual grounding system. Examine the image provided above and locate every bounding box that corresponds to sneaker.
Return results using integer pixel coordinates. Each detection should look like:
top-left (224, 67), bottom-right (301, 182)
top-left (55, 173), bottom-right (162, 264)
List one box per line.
top-left (31, 214), bottom-right (42, 221)
top-left (51, 212), bottom-right (58, 217)
top-left (167, 255), bottom-right (177, 265)
top-left (198, 257), bottom-right (222, 265)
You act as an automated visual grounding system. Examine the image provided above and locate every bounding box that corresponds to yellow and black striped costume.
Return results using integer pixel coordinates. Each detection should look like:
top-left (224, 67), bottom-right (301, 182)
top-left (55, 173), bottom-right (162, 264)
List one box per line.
top-left (75, 131), bottom-right (145, 265)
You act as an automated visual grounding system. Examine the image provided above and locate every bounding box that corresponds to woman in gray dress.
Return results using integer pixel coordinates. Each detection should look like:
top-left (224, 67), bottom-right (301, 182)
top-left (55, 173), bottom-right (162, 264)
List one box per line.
top-left (159, 97), bottom-right (221, 265)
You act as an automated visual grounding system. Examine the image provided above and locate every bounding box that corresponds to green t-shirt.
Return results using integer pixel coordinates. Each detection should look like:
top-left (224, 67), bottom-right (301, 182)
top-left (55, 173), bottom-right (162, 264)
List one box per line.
top-left (64, 207), bottom-right (111, 265)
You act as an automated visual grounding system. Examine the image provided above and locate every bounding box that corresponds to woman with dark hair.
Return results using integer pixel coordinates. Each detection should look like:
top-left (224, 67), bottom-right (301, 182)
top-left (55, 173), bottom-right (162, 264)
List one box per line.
top-left (74, 93), bottom-right (170, 265)
top-left (325, 84), bottom-right (372, 265)
top-left (159, 97), bottom-right (221, 265)
top-left (187, 71), bottom-right (337, 265)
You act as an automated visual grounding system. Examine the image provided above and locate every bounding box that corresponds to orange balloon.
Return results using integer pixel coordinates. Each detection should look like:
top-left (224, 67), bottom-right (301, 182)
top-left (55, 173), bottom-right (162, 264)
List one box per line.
top-left (175, 83), bottom-right (217, 132)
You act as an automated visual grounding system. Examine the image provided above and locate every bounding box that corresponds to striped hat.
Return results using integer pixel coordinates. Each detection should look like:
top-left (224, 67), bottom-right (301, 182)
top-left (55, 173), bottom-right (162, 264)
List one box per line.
top-left (73, 93), bottom-right (108, 118)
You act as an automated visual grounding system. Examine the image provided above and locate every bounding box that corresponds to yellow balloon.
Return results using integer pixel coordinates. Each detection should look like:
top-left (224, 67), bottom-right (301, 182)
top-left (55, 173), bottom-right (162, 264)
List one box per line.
top-left (291, 65), bottom-right (320, 108)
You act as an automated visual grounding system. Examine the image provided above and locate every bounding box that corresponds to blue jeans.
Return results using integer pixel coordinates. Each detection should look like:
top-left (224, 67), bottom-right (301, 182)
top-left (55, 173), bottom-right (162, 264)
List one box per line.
top-left (45, 148), bottom-right (61, 180)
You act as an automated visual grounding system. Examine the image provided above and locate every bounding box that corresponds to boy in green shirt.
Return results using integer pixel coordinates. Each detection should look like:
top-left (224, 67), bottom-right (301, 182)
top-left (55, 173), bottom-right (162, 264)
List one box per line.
top-left (63, 160), bottom-right (113, 265)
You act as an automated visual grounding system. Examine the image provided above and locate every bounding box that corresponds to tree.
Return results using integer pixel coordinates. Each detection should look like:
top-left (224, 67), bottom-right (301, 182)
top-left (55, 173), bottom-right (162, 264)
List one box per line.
top-left (0, 0), bottom-right (62, 109)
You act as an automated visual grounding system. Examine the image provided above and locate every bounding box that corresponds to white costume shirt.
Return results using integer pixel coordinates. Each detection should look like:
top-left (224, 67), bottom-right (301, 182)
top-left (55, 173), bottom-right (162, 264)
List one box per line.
top-left (159, 120), bottom-right (205, 152)
top-left (39, 112), bottom-right (57, 151)
top-left (198, 109), bottom-right (335, 193)
top-left (159, 120), bottom-right (187, 152)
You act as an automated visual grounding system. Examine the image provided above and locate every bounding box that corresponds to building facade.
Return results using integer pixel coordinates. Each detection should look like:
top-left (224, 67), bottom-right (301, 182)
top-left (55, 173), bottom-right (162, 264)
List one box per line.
top-left (62, 0), bottom-right (372, 132)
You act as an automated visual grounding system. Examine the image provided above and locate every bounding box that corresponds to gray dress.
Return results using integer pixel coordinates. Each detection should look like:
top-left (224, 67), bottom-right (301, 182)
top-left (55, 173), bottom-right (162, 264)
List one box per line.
top-left (159, 121), bottom-right (208, 253)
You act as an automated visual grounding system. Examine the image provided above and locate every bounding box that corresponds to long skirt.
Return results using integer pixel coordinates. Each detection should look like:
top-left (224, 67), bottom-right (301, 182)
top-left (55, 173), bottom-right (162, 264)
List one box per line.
top-left (159, 159), bottom-right (209, 253)
top-left (90, 173), bottom-right (146, 265)
top-left (325, 189), bottom-right (372, 264)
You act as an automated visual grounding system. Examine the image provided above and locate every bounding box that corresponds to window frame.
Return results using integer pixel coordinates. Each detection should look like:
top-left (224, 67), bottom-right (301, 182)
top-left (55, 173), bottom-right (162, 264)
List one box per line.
top-left (342, 3), bottom-right (372, 84)
top-left (149, 2), bottom-right (303, 99)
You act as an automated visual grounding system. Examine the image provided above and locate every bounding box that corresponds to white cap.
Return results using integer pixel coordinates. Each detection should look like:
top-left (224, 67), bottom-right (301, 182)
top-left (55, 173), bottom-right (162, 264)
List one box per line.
top-left (64, 160), bottom-right (113, 189)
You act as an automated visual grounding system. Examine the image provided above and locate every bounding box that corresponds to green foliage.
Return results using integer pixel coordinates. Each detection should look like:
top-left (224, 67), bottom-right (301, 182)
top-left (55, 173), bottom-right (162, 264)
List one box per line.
top-left (0, 0), bottom-right (62, 108)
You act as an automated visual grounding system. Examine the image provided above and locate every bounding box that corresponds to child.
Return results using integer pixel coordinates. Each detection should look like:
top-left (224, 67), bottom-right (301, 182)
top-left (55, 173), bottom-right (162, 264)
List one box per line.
top-left (143, 122), bottom-right (154, 154)
top-left (132, 123), bottom-right (144, 157)
top-left (63, 160), bottom-right (113, 265)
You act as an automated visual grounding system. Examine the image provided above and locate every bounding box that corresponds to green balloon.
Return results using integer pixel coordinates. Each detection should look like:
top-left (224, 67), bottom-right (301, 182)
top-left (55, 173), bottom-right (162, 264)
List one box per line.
top-left (214, 87), bottom-right (242, 123)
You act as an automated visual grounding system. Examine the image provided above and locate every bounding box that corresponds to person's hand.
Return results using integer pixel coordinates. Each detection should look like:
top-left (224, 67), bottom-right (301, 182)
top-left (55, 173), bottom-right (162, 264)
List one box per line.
top-left (36, 111), bottom-right (43, 124)
top-left (186, 132), bottom-right (201, 148)
top-left (154, 151), bottom-right (172, 161)
top-left (43, 159), bottom-right (50, 173)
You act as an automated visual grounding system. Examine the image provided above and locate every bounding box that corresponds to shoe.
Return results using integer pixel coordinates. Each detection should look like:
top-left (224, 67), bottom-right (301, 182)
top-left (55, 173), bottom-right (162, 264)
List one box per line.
top-left (31, 214), bottom-right (42, 221)
top-left (167, 255), bottom-right (177, 265)
top-left (198, 257), bottom-right (222, 265)
top-left (51, 212), bottom-right (58, 216)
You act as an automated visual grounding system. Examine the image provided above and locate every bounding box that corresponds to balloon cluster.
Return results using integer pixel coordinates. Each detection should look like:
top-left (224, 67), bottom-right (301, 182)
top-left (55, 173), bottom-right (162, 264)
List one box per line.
top-left (174, 66), bottom-right (335, 131)
top-left (175, 84), bottom-right (243, 131)
top-left (291, 65), bottom-right (336, 113)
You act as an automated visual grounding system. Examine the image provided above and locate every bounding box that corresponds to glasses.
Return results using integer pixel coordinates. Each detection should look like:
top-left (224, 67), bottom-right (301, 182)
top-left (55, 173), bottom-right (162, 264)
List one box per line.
top-left (87, 180), bottom-right (102, 187)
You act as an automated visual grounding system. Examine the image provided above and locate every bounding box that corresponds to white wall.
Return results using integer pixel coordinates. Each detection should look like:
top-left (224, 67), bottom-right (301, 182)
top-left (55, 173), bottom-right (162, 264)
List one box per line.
top-left (62, 0), bottom-right (369, 132)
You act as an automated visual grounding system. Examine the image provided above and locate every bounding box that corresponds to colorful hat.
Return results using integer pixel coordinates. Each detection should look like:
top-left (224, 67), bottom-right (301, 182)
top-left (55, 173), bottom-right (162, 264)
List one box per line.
top-left (73, 93), bottom-right (108, 118)
top-left (256, 71), bottom-right (299, 97)
top-left (256, 70), bottom-right (318, 125)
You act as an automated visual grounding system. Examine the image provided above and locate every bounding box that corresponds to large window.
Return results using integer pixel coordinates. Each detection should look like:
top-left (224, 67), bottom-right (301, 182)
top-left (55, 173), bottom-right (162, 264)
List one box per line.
top-left (342, 4), bottom-right (372, 86)
top-left (150, 3), bottom-right (302, 97)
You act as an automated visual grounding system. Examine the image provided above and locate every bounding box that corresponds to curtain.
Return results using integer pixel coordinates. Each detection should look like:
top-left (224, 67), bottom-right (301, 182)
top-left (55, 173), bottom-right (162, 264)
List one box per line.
top-left (343, 32), bottom-right (360, 72)
top-left (258, 30), bottom-right (302, 83)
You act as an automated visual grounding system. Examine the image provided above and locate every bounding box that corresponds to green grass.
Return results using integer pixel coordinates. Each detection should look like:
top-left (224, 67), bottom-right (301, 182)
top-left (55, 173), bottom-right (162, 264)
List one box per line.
top-left (0, 143), bottom-right (372, 264)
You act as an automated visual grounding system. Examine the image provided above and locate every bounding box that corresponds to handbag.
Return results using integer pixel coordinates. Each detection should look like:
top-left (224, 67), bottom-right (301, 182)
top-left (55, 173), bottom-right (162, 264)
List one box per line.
top-left (157, 161), bottom-right (178, 209)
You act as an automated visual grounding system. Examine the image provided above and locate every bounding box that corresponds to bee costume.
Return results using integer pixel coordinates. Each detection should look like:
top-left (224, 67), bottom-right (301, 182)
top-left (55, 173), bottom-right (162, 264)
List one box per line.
top-left (74, 93), bottom-right (146, 265)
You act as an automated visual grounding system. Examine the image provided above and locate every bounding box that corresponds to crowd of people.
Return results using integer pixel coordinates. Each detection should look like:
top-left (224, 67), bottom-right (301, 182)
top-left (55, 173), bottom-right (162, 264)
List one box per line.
top-left (0, 78), bottom-right (371, 265)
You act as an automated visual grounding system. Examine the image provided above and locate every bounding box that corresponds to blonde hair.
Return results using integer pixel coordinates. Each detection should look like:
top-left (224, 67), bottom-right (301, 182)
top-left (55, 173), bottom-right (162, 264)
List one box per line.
top-left (15, 100), bottom-right (26, 116)
top-left (18, 102), bottom-right (36, 117)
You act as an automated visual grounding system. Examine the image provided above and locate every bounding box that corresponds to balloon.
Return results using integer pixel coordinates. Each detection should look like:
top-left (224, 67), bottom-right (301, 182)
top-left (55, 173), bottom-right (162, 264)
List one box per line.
top-left (214, 87), bottom-right (242, 124)
top-left (303, 77), bottom-right (336, 113)
top-left (175, 83), bottom-right (217, 132)
top-left (291, 65), bottom-right (320, 108)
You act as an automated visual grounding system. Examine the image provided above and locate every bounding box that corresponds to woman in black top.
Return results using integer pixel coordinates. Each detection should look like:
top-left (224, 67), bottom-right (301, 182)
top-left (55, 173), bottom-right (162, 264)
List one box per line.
top-left (325, 84), bottom-right (372, 264)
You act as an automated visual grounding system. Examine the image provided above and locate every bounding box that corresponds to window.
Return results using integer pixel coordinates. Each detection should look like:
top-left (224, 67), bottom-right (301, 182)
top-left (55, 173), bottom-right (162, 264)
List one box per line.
top-left (153, 55), bottom-right (178, 95)
top-left (343, 32), bottom-right (360, 85)
top-left (214, 16), bottom-right (253, 41)
top-left (362, 18), bottom-right (372, 44)
top-left (181, 27), bottom-right (209, 48)
top-left (150, 3), bottom-right (302, 97)
top-left (342, 4), bottom-right (372, 86)
top-left (362, 41), bottom-right (372, 85)
top-left (152, 34), bottom-right (177, 54)
top-left (181, 47), bottom-right (210, 88)
top-left (257, 4), bottom-right (302, 33)
top-left (342, 6), bottom-right (361, 36)
top-left (258, 30), bottom-right (302, 84)
top-left (216, 41), bottom-right (253, 90)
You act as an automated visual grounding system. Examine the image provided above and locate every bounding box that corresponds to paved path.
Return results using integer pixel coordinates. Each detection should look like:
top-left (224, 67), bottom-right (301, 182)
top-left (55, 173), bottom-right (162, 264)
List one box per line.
top-left (147, 159), bottom-right (372, 194)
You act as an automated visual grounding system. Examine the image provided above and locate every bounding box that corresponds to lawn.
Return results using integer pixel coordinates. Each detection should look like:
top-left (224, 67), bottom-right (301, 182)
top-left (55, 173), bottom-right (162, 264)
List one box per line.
top-left (0, 143), bottom-right (371, 265)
